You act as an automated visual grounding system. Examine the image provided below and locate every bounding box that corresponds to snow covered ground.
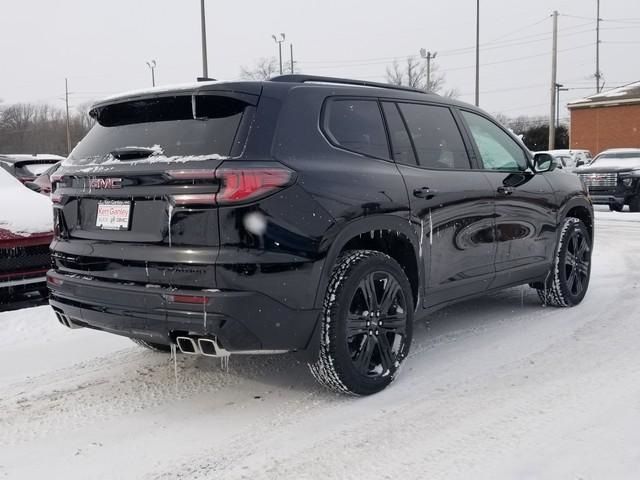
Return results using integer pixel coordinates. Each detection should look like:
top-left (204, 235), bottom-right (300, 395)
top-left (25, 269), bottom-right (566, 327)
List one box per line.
top-left (2, 207), bottom-right (640, 480)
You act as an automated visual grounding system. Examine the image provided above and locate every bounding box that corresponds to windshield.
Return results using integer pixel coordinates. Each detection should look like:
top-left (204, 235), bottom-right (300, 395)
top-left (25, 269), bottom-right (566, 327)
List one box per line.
top-left (21, 163), bottom-right (55, 176)
top-left (66, 95), bottom-right (249, 166)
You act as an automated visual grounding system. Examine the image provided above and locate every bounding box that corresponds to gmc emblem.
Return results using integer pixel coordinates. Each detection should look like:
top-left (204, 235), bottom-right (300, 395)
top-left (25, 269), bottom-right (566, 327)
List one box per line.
top-left (88, 177), bottom-right (122, 189)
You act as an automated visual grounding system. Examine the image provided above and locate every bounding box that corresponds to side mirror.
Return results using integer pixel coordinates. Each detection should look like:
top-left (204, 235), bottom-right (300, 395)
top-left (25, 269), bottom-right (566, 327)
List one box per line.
top-left (533, 153), bottom-right (556, 173)
top-left (24, 181), bottom-right (41, 192)
top-left (576, 159), bottom-right (585, 167)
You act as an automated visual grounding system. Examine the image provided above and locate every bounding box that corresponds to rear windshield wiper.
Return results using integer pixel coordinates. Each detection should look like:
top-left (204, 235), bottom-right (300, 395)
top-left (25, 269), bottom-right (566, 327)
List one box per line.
top-left (110, 147), bottom-right (158, 161)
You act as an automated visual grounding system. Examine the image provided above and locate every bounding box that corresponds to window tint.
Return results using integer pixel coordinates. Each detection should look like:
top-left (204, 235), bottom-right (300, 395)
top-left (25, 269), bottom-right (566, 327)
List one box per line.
top-left (68, 95), bottom-right (248, 165)
top-left (398, 103), bottom-right (471, 169)
top-left (461, 110), bottom-right (529, 171)
top-left (382, 102), bottom-right (416, 165)
top-left (325, 99), bottom-right (389, 159)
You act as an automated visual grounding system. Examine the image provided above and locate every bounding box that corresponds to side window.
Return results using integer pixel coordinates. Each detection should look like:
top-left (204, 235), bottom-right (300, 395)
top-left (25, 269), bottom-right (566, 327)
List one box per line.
top-left (461, 110), bottom-right (529, 171)
top-left (381, 102), bottom-right (416, 165)
top-left (324, 99), bottom-right (389, 159)
top-left (398, 103), bottom-right (471, 170)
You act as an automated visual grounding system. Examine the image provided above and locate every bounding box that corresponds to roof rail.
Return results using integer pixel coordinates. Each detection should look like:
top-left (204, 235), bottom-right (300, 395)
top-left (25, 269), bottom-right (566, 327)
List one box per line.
top-left (270, 74), bottom-right (428, 94)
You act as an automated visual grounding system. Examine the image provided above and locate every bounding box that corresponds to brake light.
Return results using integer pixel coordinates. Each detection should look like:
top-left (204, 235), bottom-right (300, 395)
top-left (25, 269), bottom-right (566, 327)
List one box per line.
top-left (168, 164), bottom-right (294, 206)
top-left (216, 168), bottom-right (293, 204)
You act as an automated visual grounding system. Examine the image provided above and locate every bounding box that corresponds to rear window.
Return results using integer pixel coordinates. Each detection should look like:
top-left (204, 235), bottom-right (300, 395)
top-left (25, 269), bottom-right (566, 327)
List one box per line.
top-left (20, 163), bottom-right (56, 176)
top-left (323, 99), bottom-right (389, 159)
top-left (66, 95), bottom-right (249, 166)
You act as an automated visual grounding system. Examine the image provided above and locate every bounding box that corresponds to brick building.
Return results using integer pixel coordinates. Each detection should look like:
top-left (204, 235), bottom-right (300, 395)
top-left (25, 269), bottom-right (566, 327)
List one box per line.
top-left (567, 81), bottom-right (640, 155)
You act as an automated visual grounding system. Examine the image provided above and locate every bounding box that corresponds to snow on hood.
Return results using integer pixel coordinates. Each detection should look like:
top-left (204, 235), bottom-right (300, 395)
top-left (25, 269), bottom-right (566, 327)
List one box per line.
top-left (0, 169), bottom-right (53, 235)
top-left (584, 157), bottom-right (640, 170)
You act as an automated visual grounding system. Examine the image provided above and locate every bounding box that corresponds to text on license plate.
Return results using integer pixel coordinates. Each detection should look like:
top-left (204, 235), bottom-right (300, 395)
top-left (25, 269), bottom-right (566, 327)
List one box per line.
top-left (96, 201), bottom-right (131, 230)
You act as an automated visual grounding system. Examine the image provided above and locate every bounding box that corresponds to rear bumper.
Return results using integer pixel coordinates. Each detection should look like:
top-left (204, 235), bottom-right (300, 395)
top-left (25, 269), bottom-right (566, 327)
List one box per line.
top-left (47, 270), bottom-right (320, 352)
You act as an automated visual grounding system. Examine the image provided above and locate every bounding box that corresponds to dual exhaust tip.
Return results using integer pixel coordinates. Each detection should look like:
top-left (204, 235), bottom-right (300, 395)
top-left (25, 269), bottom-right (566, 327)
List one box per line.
top-left (53, 309), bottom-right (82, 329)
top-left (176, 336), bottom-right (229, 357)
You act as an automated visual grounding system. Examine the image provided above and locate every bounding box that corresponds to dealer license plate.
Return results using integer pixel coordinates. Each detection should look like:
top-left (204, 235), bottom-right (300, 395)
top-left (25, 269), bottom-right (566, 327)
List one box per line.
top-left (96, 201), bottom-right (131, 230)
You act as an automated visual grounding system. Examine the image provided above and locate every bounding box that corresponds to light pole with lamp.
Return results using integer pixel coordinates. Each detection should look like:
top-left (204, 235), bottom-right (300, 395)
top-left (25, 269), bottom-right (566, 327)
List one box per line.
top-left (146, 60), bottom-right (157, 87)
top-left (272, 33), bottom-right (286, 75)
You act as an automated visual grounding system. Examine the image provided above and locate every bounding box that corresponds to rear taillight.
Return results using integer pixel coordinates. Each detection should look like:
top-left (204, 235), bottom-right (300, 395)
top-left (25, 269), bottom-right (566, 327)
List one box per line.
top-left (168, 164), bottom-right (294, 206)
top-left (215, 168), bottom-right (293, 204)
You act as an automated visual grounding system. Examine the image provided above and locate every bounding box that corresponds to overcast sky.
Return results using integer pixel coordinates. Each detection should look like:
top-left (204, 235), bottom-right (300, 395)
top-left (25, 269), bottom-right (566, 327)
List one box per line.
top-left (2, 0), bottom-right (638, 120)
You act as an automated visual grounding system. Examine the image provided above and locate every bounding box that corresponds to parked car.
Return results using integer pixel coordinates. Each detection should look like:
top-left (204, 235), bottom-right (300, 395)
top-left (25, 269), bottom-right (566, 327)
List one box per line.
top-left (537, 149), bottom-right (592, 170)
top-left (0, 168), bottom-right (53, 299)
top-left (576, 148), bottom-right (640, 211)
top-left (0, 154), bottom-right (65, 184)
top-left (25, 161), bottom-right (62, 195)
top-left (48, 75), bottom-right (593, 395)
top-left (535, 150), bottom-right (573, 170)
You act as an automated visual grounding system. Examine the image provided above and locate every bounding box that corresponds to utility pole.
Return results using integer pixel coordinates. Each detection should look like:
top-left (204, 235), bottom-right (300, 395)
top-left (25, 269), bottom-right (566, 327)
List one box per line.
top-left (65, 78), bottom-right (71, 156)
top-left (419, 49), bottom-right (438, 92)
top-left (475, 0), bottom-right (480, 106)
top-left (290, 43), bottom-right (295, 74)
top-left (549, 11), bottom-right (559, 150)
top-left (596, 0), bottom-right (602, 92)
top-left (146, 60), bottom-right (157, 87)
top-left (272, 33), bottom-right (285, 75)
top-left (200, 0), bottom-right (208, 79)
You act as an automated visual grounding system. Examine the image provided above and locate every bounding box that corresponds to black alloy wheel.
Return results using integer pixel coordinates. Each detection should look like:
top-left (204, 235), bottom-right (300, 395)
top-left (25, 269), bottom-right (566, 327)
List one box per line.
top-left (309, 250), bottom-right (413, 395)
top-left (347, 271), bottom-right (408, 378)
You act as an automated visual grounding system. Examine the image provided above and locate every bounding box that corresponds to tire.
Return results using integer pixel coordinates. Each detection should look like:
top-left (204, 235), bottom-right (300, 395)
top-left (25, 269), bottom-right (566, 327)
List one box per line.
top-left (536, 217), bottom-right (592, 307)
top-left (629, 196), bottom-right (640, 213)
top-left (308, 250), bottom-right (414, 396)
top-left (131, 338), bottom-right (172, 353)
top-left (609, 203), bottom-right (623, 212)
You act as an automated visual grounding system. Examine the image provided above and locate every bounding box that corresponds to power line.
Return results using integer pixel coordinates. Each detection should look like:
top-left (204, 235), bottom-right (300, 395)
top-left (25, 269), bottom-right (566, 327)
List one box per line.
top-left (299, 26), bottom-right (596, 69)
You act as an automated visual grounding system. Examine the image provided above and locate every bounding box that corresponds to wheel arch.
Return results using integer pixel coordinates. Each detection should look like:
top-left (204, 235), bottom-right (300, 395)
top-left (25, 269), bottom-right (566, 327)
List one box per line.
top-left (560, 196), bottom-right (594, 241)
top-left (313, 215), bottom-right (422, 311)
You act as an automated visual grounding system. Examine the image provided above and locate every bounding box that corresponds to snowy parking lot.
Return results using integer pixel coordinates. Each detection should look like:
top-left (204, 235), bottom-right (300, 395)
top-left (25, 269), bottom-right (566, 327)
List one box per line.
top-left (1, 207), bottom-right (640, 480)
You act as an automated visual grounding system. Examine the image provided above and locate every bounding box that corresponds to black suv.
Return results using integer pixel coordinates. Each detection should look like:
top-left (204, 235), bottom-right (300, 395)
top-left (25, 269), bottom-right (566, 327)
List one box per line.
top-left (48, 75), bottom-right (593, 395)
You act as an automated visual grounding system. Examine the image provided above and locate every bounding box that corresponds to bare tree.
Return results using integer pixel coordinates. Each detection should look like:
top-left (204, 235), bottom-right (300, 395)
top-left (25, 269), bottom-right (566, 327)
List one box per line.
top-left (240, 57), bottom-right (298, 80)
top-left (0, 102), bottom-right (94, 155)
top-left (386, 57), bottom-right (457, 97)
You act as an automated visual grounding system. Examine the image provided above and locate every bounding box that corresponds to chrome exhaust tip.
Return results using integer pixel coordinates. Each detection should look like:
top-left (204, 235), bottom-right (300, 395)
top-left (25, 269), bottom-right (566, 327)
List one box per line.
top-left (197, 337), bottom-right (230, 357)
top-left (54, 310), bottom-right (82, 329)
top-left (198, 338), bottom-right (217, 357)
top-left (176, 336), bottom-right (199, 354)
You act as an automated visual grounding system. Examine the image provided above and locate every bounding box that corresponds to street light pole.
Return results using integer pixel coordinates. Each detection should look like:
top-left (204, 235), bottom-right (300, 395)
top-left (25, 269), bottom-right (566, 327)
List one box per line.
top-left (549, 11), bottom-right (559, 150)
top-left (146, 60), bottom-right (157, 87)
top-left (290, 43), bottom-right (295, 74)
top-left (200, 0), bottom-right (208, 78)
top-left (475, 0), bottom-right (480, 106)
top-left (272, 33), bottom-right (286, 75)
top-left (419, 48), bottom-right (438, 92)
top-left (65, 78), bottom-right (71, 156)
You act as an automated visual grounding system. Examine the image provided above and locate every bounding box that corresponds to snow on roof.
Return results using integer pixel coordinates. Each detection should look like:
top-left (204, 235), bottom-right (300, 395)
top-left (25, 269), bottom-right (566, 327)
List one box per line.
top-left (568, 81), bottom-right (640, 108)
top-left (0, 168), bottom-right (53, 235)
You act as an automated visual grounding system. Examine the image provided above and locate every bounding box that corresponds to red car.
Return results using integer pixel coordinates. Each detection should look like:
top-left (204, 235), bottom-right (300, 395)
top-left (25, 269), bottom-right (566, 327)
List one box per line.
top-left (0, 168), bottom-right (53, 298)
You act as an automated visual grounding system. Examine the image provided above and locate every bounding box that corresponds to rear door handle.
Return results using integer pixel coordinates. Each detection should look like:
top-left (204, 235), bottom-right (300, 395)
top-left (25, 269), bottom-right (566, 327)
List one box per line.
top-left (497, 186), bottom-right (515, 196)
top-left (413, 187), bottom-right (438, 199)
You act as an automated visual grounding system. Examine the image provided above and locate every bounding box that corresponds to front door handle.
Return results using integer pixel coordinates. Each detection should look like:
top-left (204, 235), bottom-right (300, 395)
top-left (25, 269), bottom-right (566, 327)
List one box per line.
top-left (413, 187), bottom-right (438, 199)
top-left (497, 186), bottom-right (515, 196)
